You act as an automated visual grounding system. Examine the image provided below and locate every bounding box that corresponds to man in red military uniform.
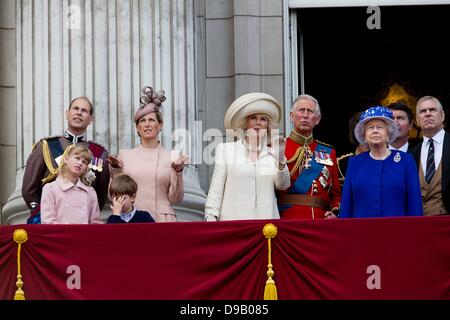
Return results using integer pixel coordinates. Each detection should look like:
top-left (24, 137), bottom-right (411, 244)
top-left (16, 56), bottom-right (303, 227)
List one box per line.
top-left (278, 94), bottom-right (341, 219)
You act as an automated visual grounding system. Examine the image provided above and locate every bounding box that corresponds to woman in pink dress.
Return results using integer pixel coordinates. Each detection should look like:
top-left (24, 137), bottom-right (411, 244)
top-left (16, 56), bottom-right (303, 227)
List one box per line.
top-left (108, 86), bottom-right (189, 222)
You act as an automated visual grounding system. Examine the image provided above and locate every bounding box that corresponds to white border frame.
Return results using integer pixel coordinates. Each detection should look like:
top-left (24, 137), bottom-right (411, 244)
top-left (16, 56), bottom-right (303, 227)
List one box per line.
top-left (289, 0), bottom-right (450, 8)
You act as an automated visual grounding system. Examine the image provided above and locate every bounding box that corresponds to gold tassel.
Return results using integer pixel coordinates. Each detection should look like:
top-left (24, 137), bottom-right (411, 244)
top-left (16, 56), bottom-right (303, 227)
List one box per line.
top-left (263, 223), bottom-right (278, 300)
top-left (13, 229), bottom-right (28, 300)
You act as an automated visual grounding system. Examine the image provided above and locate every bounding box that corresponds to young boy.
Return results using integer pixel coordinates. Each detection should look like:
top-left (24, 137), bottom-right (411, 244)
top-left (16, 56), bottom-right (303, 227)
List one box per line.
top-left (107, 174), bottom-right (155, 223)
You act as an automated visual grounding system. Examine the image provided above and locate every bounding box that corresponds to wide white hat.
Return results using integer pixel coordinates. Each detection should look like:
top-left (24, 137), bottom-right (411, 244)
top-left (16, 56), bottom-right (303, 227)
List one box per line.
top-left (354, 106), bottom-right (399, 145)
top-left (224, 93), bottom-right (282, 130)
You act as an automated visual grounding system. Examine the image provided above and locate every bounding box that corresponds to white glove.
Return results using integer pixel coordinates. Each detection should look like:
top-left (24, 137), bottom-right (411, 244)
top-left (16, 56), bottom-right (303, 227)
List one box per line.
top-left (269, 137), bottom-right (287, 166)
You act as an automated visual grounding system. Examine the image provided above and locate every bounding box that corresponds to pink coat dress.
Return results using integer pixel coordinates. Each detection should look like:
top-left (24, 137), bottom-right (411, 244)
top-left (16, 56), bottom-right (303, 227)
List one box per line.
top-left (41, 176), bottom-right (102, 224)
top-left (112, 144), bottom-right (184, 222)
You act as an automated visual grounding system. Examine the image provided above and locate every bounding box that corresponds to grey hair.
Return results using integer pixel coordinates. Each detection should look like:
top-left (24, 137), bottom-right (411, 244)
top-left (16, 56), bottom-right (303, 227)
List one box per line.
top-left (355, 118), bottom-right (398, 147)
top-left (291, 94), bottom-right (321, 117)
top-left (416, 96), bottom-right (444, 114)
top-left (363, 118), bottom-right (396, 144)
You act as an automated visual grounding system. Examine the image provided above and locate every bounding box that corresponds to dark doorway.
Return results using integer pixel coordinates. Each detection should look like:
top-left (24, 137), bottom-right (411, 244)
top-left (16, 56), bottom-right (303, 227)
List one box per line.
top-left (298, 5), bottom-right (450, 155)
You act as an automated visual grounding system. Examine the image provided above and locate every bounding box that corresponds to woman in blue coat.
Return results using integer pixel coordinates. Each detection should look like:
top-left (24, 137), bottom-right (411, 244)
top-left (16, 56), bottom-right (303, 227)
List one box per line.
top-left (340, 106), bottom-right (423, 218)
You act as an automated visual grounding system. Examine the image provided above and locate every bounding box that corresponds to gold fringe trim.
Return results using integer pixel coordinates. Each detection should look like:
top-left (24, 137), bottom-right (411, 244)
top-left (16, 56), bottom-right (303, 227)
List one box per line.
top-left (13, 229), bottom-right (28, 300)
top-left (336, 152), bottom-right (353, 163)
top-left (336, 153), bottom-right (353, 182)
top-left (289, 147), bottom-right (305, 177)
top-left (263, 223), bottom-right (278, 300)
top-left (286, 131), bottom-right (314, 177)
top-left (41, 140), bottom-right (59, 184)
top-left (287, 144), bottom-right (313, 177)
top-left (286, 146), bottom-right (302, 164)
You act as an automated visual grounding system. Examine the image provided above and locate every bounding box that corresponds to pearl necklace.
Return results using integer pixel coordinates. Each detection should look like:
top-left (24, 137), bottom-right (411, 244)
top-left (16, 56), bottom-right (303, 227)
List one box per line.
top-left (369, 149), bottom-right (391, 160)
top-left (243, 140), bottom-right (262, 152)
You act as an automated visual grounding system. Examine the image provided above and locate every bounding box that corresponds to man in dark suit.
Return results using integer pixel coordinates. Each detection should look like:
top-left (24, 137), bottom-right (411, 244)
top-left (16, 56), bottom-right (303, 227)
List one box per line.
top-left (388, 102), bottom-right (416, 153)
top-left (411, 96), bottom-right (450, 215)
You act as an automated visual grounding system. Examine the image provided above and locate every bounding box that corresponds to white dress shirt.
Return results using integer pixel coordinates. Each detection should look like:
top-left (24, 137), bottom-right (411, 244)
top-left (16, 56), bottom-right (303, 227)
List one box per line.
top-left (120, 206), bottom-right (137, 223)
top-left (420, 128), bottom-right (445, 174)
top-left (389, 142), bottom-right (409, 153)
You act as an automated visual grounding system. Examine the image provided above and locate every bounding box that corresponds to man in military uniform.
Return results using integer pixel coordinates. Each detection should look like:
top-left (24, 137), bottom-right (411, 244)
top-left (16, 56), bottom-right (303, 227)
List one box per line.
top-left (22, 97), bottom-right (110, 223)
top-left (337, 111), bottom-right (368, 189)
top-left (278, 94), bottom-right (341, 219)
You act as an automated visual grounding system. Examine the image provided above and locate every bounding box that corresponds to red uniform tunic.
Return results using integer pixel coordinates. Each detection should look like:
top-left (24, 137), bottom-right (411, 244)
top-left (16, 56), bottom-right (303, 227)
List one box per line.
top-left (278, 135), bottom-right (341, 219)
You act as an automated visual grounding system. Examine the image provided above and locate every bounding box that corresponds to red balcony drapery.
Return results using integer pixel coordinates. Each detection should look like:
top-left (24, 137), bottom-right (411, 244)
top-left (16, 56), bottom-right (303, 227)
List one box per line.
top-left (1, 216), bottom-right (450, 300)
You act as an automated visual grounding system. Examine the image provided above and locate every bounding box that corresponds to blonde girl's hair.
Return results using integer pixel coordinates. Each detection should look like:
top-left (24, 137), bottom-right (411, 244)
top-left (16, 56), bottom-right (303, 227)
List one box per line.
top-left (58, 144), bottom-right (92, 180)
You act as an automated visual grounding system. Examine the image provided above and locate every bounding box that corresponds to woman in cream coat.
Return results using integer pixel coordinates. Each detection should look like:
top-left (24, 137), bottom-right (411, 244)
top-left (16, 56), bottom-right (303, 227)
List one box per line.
top-left (108, 86), bottom-right (189, 222)
top-left (205, 93), bottom-right (290, 221)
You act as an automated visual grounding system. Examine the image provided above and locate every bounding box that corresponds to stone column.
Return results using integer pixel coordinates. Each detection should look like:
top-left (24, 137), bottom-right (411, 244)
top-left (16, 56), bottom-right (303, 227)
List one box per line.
top-left (2, 0), bottom-right (206, 224)
top-left (196, 0), bottom-right (285, 189)
top-left (0, 0), bottom-right (17, 225)
top-left (233, 0), bottom-right (284, 106)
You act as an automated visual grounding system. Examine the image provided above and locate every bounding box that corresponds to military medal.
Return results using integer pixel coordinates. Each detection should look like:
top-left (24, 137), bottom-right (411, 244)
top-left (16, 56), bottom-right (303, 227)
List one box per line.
top-left (312, 180), bottom-right (319, 194)
top-left (97, 159), bottom-right (103, 172)
top-left (85, 141), bottom-right (107, 184)
top-left (303, 148), bottom-right (313, 169)
top-left (83, 169), bottom-right (96, 186)
top-left (314, 150), bottom-right (334, 166)
top-left (304, 160), bottom-right (312, 169)
top-left (89, 156), bottom-right (104, 172)
top-left (90, 157), bottom-right (98, 171)
top-left (319, 176), bottom-right (328, 189)
top-left (322, 166), bottom-right (330, 180)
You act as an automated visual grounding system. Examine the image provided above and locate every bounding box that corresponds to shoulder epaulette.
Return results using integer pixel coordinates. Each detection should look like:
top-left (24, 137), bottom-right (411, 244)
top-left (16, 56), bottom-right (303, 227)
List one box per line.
top-left (31, 135), bottom-right (62, 151)
top-left (316, 139), bottom-right (335, 150)
top-left (337, 153), bottom-right (354, 163)
top-left (41, 135), bottom-right (61, 142)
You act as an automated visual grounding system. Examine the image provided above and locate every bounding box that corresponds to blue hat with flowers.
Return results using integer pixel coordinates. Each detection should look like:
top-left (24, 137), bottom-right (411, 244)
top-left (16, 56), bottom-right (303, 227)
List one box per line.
top-left (354, 106), bottom-right (399, 145)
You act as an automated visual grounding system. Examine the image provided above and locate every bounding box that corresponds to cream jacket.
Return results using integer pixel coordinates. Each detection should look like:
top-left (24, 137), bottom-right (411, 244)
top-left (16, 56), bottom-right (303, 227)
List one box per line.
top-left (205, 140), bottom-right (290, 221)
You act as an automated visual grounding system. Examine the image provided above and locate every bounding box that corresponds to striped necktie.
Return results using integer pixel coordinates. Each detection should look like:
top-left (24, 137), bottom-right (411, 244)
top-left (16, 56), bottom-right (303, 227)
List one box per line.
top-left (425, 139), bottom-right (435, 184)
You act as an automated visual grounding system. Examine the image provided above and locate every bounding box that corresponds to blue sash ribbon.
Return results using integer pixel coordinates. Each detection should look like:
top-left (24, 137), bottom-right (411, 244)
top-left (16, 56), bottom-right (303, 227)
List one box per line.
top-left (289, 143), bottom-right (332, 195)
